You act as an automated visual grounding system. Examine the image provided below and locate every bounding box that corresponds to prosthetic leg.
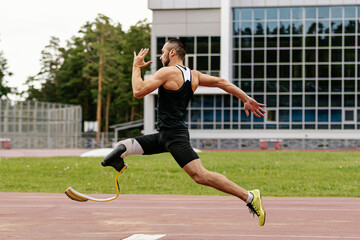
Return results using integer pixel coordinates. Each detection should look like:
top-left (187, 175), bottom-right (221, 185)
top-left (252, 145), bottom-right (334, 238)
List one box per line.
top-left (65, 145), bottom-right (127, 202)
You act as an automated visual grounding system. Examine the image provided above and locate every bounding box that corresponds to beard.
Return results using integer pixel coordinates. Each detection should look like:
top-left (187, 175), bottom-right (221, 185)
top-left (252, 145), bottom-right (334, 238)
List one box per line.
top-left (162, 53), bottom-right (170, 67)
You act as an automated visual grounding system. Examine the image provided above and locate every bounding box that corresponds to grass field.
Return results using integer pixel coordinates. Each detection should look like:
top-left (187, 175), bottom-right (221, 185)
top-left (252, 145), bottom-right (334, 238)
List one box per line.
top-left (0, 151), bottom-right (359, 197)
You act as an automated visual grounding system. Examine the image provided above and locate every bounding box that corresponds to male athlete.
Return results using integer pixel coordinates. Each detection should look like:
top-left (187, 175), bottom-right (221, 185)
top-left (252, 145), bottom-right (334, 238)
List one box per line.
top-left (102, 39), bottom-right (266, 226)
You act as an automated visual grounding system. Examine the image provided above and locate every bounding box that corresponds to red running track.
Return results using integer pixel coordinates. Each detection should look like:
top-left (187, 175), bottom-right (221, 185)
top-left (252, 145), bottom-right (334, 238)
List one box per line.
top-left (1, 192), bottom-right (359, 240)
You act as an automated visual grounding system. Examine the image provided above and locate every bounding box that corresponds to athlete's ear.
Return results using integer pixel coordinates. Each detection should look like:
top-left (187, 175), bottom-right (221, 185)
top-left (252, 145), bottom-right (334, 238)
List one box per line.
top-left (170, 48), bottom-right (176, 57)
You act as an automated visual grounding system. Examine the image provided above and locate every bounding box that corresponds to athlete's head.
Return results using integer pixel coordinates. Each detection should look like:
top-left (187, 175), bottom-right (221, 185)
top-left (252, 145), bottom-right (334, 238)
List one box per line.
top-left (160, 39), bottom-right (186, 67)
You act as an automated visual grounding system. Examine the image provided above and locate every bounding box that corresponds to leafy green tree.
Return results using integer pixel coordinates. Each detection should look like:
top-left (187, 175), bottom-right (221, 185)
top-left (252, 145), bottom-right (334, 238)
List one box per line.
top-left (0, 47), bottom-right (12, 98)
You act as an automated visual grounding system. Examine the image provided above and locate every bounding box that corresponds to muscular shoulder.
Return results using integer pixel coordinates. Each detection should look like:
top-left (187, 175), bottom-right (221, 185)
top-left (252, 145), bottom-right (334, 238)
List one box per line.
top-left (155, 66), bottom-right (179, 78)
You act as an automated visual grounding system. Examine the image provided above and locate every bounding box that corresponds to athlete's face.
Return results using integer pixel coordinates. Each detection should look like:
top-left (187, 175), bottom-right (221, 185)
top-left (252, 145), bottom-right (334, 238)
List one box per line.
top-left (160, 43), bottom-right (170, 67)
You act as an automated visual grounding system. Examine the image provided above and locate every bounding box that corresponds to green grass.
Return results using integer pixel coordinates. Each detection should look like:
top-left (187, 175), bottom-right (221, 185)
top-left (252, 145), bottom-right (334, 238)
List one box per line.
top-left (0, 152), bottom-right (359, 197)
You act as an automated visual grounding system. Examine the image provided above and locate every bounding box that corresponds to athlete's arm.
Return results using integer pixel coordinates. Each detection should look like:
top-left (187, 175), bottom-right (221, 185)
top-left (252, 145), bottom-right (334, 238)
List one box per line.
top-left (198, 72), bottom-right (266, 118)
top-left (132, 49), bottom-right (166, 98)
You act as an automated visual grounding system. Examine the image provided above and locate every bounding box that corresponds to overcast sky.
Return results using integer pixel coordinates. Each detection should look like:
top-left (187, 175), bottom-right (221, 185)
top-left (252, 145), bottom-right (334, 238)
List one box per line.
top-left (0, 0), bottom-right (152, 100)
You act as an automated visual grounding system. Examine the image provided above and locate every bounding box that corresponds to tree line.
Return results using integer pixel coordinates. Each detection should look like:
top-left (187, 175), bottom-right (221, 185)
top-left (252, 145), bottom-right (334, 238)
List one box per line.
top-left (1, 14), bottom-right (151, 134)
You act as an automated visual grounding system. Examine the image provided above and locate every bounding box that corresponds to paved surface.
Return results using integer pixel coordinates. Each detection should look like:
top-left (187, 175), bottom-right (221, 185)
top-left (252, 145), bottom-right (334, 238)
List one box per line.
top-left (1, 192), bottom-right (359, 240)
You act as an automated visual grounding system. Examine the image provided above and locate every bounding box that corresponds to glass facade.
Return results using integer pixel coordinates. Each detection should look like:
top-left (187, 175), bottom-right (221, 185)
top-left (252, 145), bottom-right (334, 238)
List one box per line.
top-left (232, 6), bottom-right (360, 130)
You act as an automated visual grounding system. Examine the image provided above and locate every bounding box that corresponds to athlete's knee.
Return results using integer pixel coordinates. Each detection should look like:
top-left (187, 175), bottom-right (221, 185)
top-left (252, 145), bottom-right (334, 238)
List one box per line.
top-left (115, 138), bottom-right (144, 158)
top-left (190, 170), bottom-right (210, 186)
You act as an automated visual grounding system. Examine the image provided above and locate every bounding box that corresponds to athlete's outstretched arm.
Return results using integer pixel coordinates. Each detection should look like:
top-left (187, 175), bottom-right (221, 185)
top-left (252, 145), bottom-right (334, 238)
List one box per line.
top-left (132, 49), bottom-right (167, 98)
top-left (198, 72), bottom-right (266, 118)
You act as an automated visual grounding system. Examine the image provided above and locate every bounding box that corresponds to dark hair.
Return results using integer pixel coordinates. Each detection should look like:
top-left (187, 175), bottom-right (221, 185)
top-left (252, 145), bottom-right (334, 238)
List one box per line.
top-left (166, 39), bottom-right (186, 61)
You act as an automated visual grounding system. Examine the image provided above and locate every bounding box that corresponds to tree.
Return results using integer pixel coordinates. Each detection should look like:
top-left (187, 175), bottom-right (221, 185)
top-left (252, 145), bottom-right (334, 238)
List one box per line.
top-left (0, 47), bottom-right (12, 98)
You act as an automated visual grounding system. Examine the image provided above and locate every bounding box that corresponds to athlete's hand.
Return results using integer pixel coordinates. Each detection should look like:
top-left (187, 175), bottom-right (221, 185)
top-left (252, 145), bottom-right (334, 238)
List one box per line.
top-left (244, 97), bottom-right (266, 118)
top-left (133, 48), bottom-right (152, 69)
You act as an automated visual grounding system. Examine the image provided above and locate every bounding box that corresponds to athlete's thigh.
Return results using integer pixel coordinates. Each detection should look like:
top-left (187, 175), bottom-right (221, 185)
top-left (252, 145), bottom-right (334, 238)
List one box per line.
top-left (134, 133), bottom-right (167, 155)
top-left (167, 140), bottom-right (199, 168)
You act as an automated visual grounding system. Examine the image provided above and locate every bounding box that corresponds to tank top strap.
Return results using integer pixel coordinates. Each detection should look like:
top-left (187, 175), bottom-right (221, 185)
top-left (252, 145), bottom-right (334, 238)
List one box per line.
top-left (175, 65), bottom-right (191, 82)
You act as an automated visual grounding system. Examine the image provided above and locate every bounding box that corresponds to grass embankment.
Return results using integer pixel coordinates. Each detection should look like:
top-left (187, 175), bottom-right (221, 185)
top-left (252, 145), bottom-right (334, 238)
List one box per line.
top-left (0, 152), bottom-right (359, 197)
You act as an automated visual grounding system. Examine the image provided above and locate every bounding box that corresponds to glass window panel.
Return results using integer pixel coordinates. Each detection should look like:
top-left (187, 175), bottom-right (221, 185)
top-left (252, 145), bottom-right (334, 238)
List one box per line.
top-left (280, 8), bottom-right (290, 19)
top-left (345, 80), bottom-right (355, 92)
top-left (267, 8), bottom-right (278, 20)
top-left (318, 7), bottom-right (329, 19)
top-left (232, 110), bottom-right (239, 122)
top-left (267, 110), bottom-right (277, 121)
top-left (292, 110), bottom-right (302, 122)
top-left (216, 110), bottom-right (222, 122)
top-left (358, 95), bottom-right (360, 107)
top-left (241, 80), bottom-right (251, 92)
top-left (332, 36), bottom-right (342, 47)
top-left (318, 110), bottom-right (329, 122)
top-left (254, 8), bottom-right (265, 20)
top-left (293, 81), bottom-right (303, 92)
top-left (280, 37), bottom-right (290, 47)
top-left (305, 95), bottom-right (315, 106)
top-left (191, 110), bottom-right (201, 122)
top-left (241, 22), bottom-right (252, 35)
top-left (203, 95), bottom-right (214, 108)
top-left (344, 20), bottom-right (356, 33)
top-left (345, 110), bottom-right (354, 121)
top-left (254, 95), bottom-right (264, 104)
top-left (254, 66), bottom-right (264, 79)
top-left (211, 37), bottom-right (220, 53)
top-left (331, 7), bottom-right (343, 18)
top-left (292, 21), bottom-right (303, 34)
top-left (318, 35), bottom-right (329, 46)
top-left (254, 50), bottom-right (264, 63)
top-left (266, 95), bottom-right (277, 107)
top-left (305, 50), bottom-right (316, 62)
top-left (267, 36), bottom-right (277, 47)
top-left (224, 95), bottom-right (231, 107)
top-left (233, 66), bottom-right (239, 78)
top-left (267, 81), bottom-right (277, 92)
top-left (241, 66), bottom-right (251, 78)
top-left (331, 110), bottom-right (342, 122)
top-left (292, 95), bottom-right (302, 107)
top-left (305, 110), bottom-right (315, 122)
top-left (233, 37), bottom-right (240, 48)
top-left (279, 21), bottom-right (291, 34)
top-left (345, 36), bottom-right (355, 46)
top-left (267, 65), bottom-right (277, 78)
top-left (196, 37), bottom-right (209, 54)
top-left (241, 37), bottom-right (252, 48)
top-left (305, 80), bottom-right (316, 92)
top-left (266, 124), bottom-right (277, 129)
top-left (280, 95), bottom-right (289, 107)
top-left (204, 110), bottom-right (214, 122)
top-left (241, 9), bottom-right (252, 20)
top-left (331, 95), bottom-right (342, 106)
top-left (318, 95), bottom-right (329, 107)
top-left (345, 49), bottom-right (355, 62)
top-left (345, 94), bottom-right (355, 107)
top-left (305, 36), bottom-right (316, 47)
top-left (216, 95), bottom-right (222, 107)
top-left (305, 7), bottom-right (316, 18)
top-left (157, 37), bottom-right (166, 54)
top-left (233, 22), bottom-right (240, 35)
top-left (331, 65), bottom-right (342, 78)
top-left (233, 96), bottom-right (240, 108)
top-left (305, 65), bottom-right (316, 78)
top-left (318, 49), bottom-right (329, 62)
top-left (233, 50), bottom-right (239, 63)
top-left (211, 56), bottom-right (220, 71)
top-left (241, 50), bottom-right (252, 63)
top-left (197, 56), bottom-right (208, 70)
top-left (279, 110), bottom-right (290, 122)
top-left (331, 20), bottom-right (343, 34)
top-left (292, 7), bottom-right (303, 19)
top-left (180, 37), bottom-right (195, 54)
top-left (318, 20), bottom-right (330, 34)
top-left (191, 95), bottom-right (202, 107)
top-left (331, 80), bottom-right (342, 92)
top-left (279, 65), bottom-right (290, 78)
top-left (292, 36), bottom-right (303, 47)
top-left (267, 50), bottom-right (277, 63)
top-left (267, 21), bottom-right (278, 35)
top-left (318, 80), bottom-right (329, 92)
top-left (279, 81), bottom-right (289, 92)
top-left (241, 111), bottom-right (250, 122)
top-left (344, 64), bottom-right (355, 78)
top-left (254, 37), bottom-right (265, 48)
top-left (233, 8), bottom-right (240, 21)
top-left (280, 50), bottom-right (290, 62)
top-left (292, 65), bottom-right (302, 78)
top-left (292, 124), bottom-right (303, 129)
top-left (318, 65), bottom-right (329, 78)
top-left (331, 49), bottom-right (342, 62)
top-left (254, 22), bottom-right (265, 35)
top-left (292, 50), bottom-right (303, 62)
top-left (305, 21), bottom-right (317, 34)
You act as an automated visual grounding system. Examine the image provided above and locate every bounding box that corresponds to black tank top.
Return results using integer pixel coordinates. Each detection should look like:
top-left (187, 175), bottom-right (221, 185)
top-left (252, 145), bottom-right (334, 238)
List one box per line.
top-left (156, 65), bottom-right (194, 130)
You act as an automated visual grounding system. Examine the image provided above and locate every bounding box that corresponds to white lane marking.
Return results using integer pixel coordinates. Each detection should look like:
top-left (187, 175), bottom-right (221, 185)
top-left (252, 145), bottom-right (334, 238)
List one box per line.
top-left (170, 233), bottom-right (360, 239)
top-left (122, 234), bottom-right (166, 240)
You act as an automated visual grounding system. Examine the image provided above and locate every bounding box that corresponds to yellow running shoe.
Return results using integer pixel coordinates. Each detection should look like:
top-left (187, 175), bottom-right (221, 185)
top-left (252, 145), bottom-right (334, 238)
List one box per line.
top-left (247, 189), bottom-right (266, 226)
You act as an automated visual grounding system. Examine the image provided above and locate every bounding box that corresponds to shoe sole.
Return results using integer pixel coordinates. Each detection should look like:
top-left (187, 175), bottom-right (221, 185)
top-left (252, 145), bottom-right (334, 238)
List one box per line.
top-left (260, 192), bottom-right (266, 226)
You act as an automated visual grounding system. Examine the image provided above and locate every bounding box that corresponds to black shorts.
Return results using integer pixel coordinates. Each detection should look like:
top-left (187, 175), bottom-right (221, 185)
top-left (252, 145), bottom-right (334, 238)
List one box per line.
top-left (134, 128), bottom-right (199, 168)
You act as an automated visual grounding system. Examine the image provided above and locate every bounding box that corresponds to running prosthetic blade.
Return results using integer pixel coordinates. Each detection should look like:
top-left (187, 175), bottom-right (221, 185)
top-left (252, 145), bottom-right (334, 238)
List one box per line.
top-left (101, 144), bottom-right (126, 172)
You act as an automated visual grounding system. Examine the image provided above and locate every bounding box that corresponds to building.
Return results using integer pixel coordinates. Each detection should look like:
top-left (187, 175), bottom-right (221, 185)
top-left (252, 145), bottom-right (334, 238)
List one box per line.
top-left (146, 0), bottom-right (360, 150)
